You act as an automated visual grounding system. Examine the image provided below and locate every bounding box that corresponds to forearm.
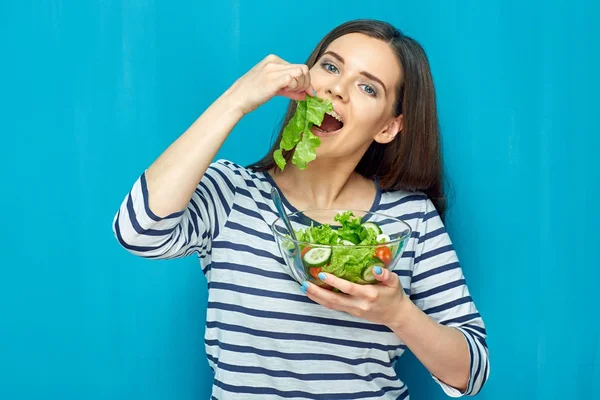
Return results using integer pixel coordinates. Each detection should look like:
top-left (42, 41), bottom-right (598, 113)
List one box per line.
top-left (145, 88), bottom-right (244, 217)
top-left (390, 300), bottom-right (470, 391)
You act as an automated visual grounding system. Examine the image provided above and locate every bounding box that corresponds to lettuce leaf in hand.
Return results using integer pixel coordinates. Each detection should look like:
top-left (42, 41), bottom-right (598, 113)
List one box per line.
top-left (274, 96), bottom-right (333, 171)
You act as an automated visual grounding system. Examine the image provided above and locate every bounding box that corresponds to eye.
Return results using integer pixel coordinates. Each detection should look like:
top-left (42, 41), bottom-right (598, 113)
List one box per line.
top-left (321, 62), bottom-right (339, 74)
top-left (360, 84), bottom-right (377, 97)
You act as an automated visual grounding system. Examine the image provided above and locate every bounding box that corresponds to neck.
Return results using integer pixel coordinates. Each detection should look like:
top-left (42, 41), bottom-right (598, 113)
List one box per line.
top-left (270, 155), bottom-right (365, 210)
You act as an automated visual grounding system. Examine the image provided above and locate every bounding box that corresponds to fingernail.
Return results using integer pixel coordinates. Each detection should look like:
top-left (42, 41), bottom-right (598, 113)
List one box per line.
top-left (318, 272), bottom-right (326, 281)
top-left (301, 281), bottom-right (309, 293)
top-left (313, 89), bottom-right (317, 96)
top-left (374, 266), bottom-right (383, 275)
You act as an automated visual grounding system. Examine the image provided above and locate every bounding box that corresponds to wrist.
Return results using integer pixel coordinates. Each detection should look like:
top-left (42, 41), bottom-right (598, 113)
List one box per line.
top-left (221, 81), bottom-right (250, 117)
top-left (387, 295), bottom-right (418, 334)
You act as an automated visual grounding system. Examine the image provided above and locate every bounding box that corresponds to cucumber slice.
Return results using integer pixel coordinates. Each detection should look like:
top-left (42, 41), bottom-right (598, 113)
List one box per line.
top-left (302, 247), bottom-right (332, 267)
top-left (361, 258), bottom-right (385, 283)
top-left (340, 239), bottom-right (355, 246)
top-left (376, 233), bottom-right (391, 243)
top-left (361, 222), bottom-right (382, 235)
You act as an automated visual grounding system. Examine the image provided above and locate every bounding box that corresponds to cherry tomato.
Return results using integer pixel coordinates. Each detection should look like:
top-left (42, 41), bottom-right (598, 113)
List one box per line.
top-left (308, 267), bottom-right (322, 279)
top-left (374, 246), bottom-right (393, 266)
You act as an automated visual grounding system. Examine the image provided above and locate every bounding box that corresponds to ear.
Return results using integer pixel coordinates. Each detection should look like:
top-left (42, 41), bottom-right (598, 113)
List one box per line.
top-left (374, 114), bottom-right (403, 144)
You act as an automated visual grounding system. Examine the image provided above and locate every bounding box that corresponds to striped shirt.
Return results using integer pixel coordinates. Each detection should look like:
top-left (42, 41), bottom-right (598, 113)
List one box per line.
top-left (113, 159), bottom-right (490, 399)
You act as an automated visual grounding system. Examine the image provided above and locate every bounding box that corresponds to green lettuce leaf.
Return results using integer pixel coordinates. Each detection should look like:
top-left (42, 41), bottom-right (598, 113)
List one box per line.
top-left (325, 246), bottom-right (374, 283)
top-left (274, 96), bottom-right (333, 171)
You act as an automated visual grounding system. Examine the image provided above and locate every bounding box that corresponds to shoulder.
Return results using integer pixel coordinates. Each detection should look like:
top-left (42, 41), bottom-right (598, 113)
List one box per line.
top-left (377, 188), bottom-right (442, 237)
top-left (378, 187), bottom-right (430, 216)
top-left (207, 159), bottom-right (272, 190)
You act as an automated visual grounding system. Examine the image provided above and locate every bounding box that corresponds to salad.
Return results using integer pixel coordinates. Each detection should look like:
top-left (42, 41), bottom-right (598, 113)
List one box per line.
top-left (273, 95), bottom-right (333, 171)
top-left (287, 211), bottom-right (404, 285)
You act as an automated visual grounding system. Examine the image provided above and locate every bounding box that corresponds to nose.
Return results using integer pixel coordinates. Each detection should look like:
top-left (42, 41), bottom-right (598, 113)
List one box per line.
top-left (324, 78), bottom-right (349, 103)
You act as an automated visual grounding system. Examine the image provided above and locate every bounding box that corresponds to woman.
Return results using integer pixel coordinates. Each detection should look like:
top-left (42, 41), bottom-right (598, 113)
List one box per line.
top-left (113, 19), bottom-right (489, 399)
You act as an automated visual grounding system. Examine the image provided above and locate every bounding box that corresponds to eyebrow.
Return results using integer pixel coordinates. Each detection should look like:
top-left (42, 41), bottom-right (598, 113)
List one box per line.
top-left (322, 50), bottom-right (387, 93)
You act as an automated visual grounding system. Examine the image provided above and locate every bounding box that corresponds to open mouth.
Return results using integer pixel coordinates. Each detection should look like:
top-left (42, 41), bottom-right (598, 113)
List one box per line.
top-left (313, 110), bottom-right (344, 136)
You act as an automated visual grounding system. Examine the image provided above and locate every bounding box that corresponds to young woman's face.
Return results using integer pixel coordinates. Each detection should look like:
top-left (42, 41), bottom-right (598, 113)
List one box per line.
top-left (309, 33), bottom-right (403, 160)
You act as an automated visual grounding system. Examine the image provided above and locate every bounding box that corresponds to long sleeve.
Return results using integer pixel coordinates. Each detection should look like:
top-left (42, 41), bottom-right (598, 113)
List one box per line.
top-left (112, 159), bottom-right (238, 270)
top-left (409, 198), bottom-right (490, 396)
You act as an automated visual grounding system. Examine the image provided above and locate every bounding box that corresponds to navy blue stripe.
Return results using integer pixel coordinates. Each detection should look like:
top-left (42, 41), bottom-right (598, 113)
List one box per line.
top-left (139, 173), bottom-right (185, 222)
top-left (412, 262), bottom-right (460, 283)
top-left (187, 197), bottom-right (202, 237)
top-left (205, 172), bottom-right (232, 216)
top-left (393, 269), bottom-right (411, 277)
top-left (399, 211), bottom-right (425, 221)
top-left (125, 194), bottom-right (175, 236)
top-left (463, 326), bottom-right (488, 347)
top-left (224, 221), bottom-right (274, 242)
top-left (423, 209), bottom-right (438, 222)
top-left (230, 169), bottom-right (272, 198)
top-left (410, 279), bottom-right (466, 301)
top-left (237, 187), bottom-right (277, 214)
top-left (113, 211), bottom-right (172, 256)
top-left (232, 202), bottom-right (266, 222)
top-left (470, 338), bottom-right (483, 394)
top-left (198, 181), bottom-right (221, 237)
top-left (208, 301), bottom-right (393, 333)
top-left (463, 323), bottom-right (487, 336)
top-left (202, 262), bottom-right (212, 275)
top-left (186, 210), bottom-right (198, 247)
top-left (226, 161), bottom-right (271, 183)
top-left (210, 281), bottom-right (414, 315)
top-left (211, 359), bottom-right (398, 382)
top-left (418, 227), bottom-right (446, 244)
top-left (464, 331), bottom-right (476, 394)
top-left (206, 321), bottom-right (405, 352)
top-left (209, 281), bottom-right (312, 303)
top-left (480, 352), bottom-right (489, 392)
top-left (401, 251), bottom-right (415, 259)
top-left (204, 339), bottom-right (394, 368)
top-left (415, 244), bottom-right (454, 263)
top-left (441, 312), bottom-right (481, 325)
top-left (424, 296), bottom-right (472, 315)
top-left (210, 164), bottom-right (236, 195)
top-left (213, 379), bottom-right (405, 400)
top-left (396, 389), bottom-right (410, 400)
top-left (213, 261), bottom-right (295, 282)
top-left (212, 241), bottom-right (285, 264)
top-left (378, 194), bottom-right (427, 210)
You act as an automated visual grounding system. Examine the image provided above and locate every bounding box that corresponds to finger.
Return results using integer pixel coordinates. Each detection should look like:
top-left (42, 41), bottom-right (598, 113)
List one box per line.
top-left (276, 87), bottom-right (306, 101)
top-left (276, 65), bottom-right (310, 93)
top-left (315, 272), bottom-right (362, 297)
top-left (373, 266), bottom-right (399, 288)
top-left (301, 280), bottom-right (353, 311)
top-left (274, 73), bottom-right (299, 92)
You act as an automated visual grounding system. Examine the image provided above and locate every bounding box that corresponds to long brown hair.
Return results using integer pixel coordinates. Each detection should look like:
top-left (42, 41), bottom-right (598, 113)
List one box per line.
top-left (248, 19), bottom-right (448, 220)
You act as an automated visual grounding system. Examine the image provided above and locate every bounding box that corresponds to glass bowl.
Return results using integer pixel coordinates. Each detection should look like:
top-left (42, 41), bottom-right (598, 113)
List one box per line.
top-left (271, 209), bottom-right (412, 290)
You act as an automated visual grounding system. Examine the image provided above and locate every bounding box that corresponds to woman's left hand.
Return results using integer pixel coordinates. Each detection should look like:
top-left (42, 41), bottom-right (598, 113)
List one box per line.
top-left (301, 266), bottom-right (410, 327)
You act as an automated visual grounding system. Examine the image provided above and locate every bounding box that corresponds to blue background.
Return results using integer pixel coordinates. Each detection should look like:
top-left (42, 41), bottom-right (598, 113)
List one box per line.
top-left (1, 1), bottom-right (598, 399)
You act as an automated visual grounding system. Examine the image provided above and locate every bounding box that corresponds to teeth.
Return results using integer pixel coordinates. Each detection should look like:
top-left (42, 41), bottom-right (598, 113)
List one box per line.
top-left (327, 110), bottom-right (343, 122)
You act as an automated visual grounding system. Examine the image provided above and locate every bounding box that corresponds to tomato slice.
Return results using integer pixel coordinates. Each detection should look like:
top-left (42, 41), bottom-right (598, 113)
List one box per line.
top-left (374, 246), bottom-right (393, 267)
